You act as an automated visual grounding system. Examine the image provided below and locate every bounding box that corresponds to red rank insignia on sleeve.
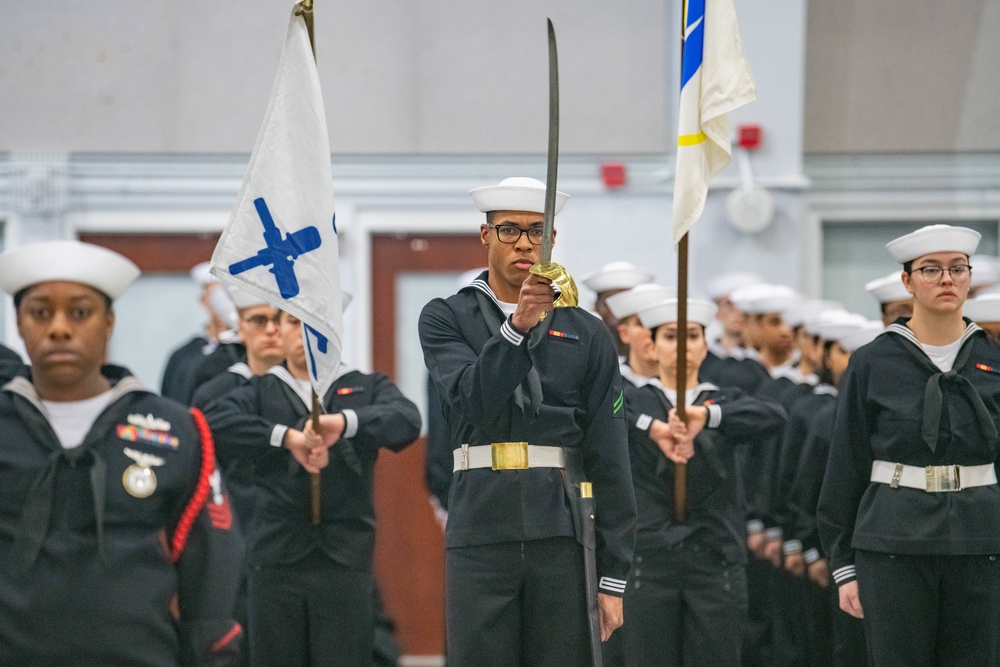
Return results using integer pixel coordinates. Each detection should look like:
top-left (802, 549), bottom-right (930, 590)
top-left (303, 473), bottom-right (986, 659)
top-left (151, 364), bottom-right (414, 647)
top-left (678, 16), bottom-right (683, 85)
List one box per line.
top-left (208, 496), bottom-right (233, 531)
top-left (207, 469), bottom-right (233, 530)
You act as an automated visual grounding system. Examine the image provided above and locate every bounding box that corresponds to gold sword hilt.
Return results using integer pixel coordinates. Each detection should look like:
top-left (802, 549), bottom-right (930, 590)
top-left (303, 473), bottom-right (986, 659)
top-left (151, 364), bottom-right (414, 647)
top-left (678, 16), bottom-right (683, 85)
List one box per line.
top-left (531, 261), bottom-right (578, 321)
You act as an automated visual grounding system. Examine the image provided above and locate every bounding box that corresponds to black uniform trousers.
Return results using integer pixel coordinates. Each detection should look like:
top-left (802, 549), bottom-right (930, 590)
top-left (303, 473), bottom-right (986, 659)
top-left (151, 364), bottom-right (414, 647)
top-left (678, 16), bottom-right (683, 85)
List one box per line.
top-left (247, 550), bottom-right (374, 667)
top-left (446, 536), bottom-right (590, 667)
top-left (856, 550), bottom-right (1000, 667)
top-left (623, 543), bottom-right (748, 667)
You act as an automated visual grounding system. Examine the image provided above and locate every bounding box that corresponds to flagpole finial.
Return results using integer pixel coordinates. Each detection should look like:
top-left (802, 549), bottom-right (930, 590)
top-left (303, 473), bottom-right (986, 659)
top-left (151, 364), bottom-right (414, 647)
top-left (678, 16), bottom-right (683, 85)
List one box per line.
top-left (295, 0), bottom-right (317, 59)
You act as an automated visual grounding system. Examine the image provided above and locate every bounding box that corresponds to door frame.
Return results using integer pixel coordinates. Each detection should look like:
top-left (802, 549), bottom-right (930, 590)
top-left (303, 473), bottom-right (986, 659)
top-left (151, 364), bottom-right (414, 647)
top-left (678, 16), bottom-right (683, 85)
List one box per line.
top-left (370, 231), bottom-right (486, 661)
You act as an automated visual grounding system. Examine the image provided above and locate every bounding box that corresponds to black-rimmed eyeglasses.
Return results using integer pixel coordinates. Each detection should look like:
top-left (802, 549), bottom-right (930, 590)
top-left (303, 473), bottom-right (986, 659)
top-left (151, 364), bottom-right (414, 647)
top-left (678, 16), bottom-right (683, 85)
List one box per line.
top-left (910, 265), bottom-right (972, 282)
top-left (489, 224), bottom-right (545, 245)
top-left (242, 313), bottom-right (281, 330)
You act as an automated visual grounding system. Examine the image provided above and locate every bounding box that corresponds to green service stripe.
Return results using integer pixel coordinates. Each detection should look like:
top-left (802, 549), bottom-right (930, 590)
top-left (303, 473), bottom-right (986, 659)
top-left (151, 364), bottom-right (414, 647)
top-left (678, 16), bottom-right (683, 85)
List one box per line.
top-left (613, 391), bottom-right (624, 414)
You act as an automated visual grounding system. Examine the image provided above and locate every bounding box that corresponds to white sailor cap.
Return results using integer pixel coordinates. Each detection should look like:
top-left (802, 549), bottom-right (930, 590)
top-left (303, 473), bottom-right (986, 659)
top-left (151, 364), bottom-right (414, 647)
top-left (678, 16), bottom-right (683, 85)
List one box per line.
top-left (580, 261), bottom-right (655, 294)
top-left (0, 240), bottom-right (140, 300)
top-left (637, 298), bottom-right (718, 330)
top-left (837, 321), bottom-right (885, 352)
top-left (705, 272), bottom-right (763, 301)
top-left (605, 284), bottom-right (678, 320)
top-left (811, 310), bottom-right (869, 341)
top-left (963, 294), bottom-right (1000, 323)
top-left (227, 284), bottom-right (268, 310)
top-left (865, 271), bottom-right (911, 304)
top-left (468, 177), bottom-right (568, 215)
top-left (190, 261), bottom-right (217, 286)
top-left (970, 255), bottom-right (1000, 290)
top-left (783, 300), bottom-right (843, 329)
top-left (228, 285), bottom-right (352, 314)
top-left (885, 224), bottom-right (981, 264)
top-left (729, 283), bottom-right (802, 315)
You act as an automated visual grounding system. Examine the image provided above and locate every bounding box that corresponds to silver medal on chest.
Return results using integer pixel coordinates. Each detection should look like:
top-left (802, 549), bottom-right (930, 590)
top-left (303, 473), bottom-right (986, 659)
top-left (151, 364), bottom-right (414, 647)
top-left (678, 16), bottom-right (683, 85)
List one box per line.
top-left (122, 447), bottom-right (166, 499)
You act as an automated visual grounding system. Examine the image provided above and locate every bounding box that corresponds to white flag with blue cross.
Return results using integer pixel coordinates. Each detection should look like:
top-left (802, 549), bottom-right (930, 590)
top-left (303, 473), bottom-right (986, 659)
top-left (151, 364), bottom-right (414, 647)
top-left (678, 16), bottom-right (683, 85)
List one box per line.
top-left (211, 4), bottom-right (343, 399)
top-left (673, 0), bottom-right (757, 245)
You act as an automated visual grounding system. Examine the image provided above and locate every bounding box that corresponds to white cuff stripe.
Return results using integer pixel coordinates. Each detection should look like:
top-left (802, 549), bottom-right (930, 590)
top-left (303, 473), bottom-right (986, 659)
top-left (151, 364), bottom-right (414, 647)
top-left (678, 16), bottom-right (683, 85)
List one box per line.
top-left (707, 403), bottom-right (722, 429)
top-left (271, 425), bottom-right (289, 448)
top-left (832, 565), bottom-right (856, 584)
top-left (804, 548), bottom-right (820, 564)
top-left (599, 577), bottom-right (627, 593)
top-left (783, 539), bottom-right (803, 554)
top-left (500, 319), bottom-right (525, 346)
top-left (746, 520), bottom-right (765, 534)
top-left (636, 414), bottom-right (653, 431)
top-left (764, 527), bottom-right (783, 540)
top-left (342, 409), bottom-right (359, 438)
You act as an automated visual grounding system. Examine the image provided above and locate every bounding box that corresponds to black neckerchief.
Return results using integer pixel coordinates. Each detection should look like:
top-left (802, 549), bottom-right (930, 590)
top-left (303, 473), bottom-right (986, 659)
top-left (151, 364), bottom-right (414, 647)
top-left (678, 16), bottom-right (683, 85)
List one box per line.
top-left (5, 366), bottom-right (148, 570)
top-left (886, 320), bottom-right (997, 452)
top-left (468, 281), bottom-right (543, 419)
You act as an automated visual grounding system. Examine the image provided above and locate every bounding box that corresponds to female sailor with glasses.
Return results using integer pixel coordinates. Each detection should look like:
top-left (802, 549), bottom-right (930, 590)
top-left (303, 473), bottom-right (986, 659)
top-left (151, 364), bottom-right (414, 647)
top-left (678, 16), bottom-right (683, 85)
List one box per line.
top-left (818, 224), bottom-right (1000, 666)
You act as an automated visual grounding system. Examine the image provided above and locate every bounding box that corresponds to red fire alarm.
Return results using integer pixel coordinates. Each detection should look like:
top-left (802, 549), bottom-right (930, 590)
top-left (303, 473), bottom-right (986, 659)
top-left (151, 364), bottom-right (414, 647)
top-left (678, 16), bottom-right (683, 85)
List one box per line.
top-left (737, 124), bottom-right (762, 150)
top-left (601, 162), bottom-right (627, 189)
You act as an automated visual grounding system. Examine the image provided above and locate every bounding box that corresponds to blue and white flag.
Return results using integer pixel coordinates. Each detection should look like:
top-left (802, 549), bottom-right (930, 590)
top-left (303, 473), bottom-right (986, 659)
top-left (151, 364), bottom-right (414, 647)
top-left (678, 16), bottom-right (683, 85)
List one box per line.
top-left (211, 4), bottom-right (343, 399)
top-left (673, 0), bottom-right (757, 244)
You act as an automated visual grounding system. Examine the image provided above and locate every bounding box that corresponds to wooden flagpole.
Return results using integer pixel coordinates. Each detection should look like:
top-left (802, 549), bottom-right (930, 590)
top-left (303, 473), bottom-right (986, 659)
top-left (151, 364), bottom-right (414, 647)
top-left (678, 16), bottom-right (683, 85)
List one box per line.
top-left (673, 0), bottom-right (690, 525)
top-left (674, 236), bottom-right (689, 524)
top-left (296, 0), bottom-right (322, 526)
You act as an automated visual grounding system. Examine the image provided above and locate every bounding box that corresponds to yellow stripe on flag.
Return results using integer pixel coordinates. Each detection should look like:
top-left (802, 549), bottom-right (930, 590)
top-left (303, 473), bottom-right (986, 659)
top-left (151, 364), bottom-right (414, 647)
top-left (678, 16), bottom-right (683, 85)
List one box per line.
top-left (671, 0), bottom-right (757, 245)
top-left (678, 132), bottom-right (708, 147)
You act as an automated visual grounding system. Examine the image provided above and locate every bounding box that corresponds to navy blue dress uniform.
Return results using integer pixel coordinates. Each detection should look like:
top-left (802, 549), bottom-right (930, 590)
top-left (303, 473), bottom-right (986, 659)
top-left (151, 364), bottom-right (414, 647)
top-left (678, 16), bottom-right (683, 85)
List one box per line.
top-left (191, 338), bottom-right (247, 399)
top-left (0, 367), bottom-right (243, 666)
top-left (622, 378), bottom-right (785, 666)
top-left (788, 395), bottom-right (870, 667)
top-left (619, 297), bottom-right (786, 666)
top-left (697, 350), bottom-right (770, 395)
top-left (774, 318), bottom-right (875, 667)
top-left (419, 177), bottom-right (636, 667)
top-left (192, 362), bottom-right (256, 667)
top-left (204, 363), bottom-right (420, 667)
top-left (420, 274), bottom-right (637, 665)
top-left (0, 343), bottom-right (24, 389)
top-left (424, 373), bottom-right (455, 510)
top-left (192, 362), bottom-right (253, 411)
top-left (191, 361), bottom-right (259, 542)
top-left (0, 241), bottom-right (243, 667)
top-left (162, 334), bottom-right (214, 404)
top-left (819, 225), bottom-right (1000, 666)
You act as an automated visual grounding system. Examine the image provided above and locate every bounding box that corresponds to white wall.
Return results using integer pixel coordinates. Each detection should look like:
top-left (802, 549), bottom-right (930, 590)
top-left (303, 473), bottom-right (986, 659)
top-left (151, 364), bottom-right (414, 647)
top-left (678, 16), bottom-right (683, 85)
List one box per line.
top-left (2, 1), bottom-right (997, 154)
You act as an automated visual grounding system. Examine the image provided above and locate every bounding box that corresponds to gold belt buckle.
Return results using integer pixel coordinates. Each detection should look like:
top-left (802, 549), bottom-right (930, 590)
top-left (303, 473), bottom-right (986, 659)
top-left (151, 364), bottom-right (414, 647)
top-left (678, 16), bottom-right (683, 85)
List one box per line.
top-left (492, 441), bottom-right (529, 471)
top-left (925, 465), bottom-right (961, 492)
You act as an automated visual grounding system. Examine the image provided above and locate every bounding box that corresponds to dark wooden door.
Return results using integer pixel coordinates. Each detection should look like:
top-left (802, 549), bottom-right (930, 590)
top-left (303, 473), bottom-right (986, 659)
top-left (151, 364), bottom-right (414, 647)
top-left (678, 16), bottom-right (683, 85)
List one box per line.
top-left (370, 233), bottom-right (485, 659)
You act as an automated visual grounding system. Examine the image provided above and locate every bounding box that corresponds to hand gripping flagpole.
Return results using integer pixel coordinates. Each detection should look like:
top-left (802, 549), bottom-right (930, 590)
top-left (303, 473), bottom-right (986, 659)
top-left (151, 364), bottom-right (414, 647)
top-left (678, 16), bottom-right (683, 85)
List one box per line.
top-left (295, 0), bottom-right (322, 526)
